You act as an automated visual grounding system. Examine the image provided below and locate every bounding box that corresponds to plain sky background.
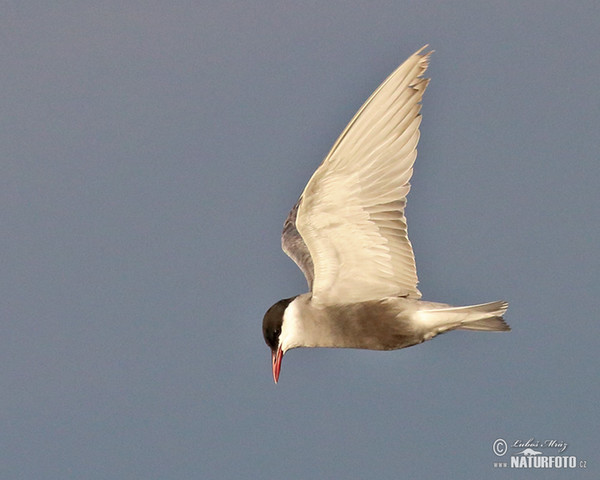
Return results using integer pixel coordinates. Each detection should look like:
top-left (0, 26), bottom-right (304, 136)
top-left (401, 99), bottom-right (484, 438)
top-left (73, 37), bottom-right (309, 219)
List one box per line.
top-left (2, 2), bottom-right (599, 479)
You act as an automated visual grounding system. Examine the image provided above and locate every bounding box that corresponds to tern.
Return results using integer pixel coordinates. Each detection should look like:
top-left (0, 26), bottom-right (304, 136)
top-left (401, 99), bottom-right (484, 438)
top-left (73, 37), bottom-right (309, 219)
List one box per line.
top-left (263, 47), bottom-right (509, 384)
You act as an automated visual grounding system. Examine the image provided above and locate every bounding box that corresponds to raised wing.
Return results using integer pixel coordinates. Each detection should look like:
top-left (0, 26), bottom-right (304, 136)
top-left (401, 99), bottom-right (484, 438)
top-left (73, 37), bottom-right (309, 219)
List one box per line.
top-left (295, 47), bottom-right (431, 305)
top-left (281, 197), bottom-right (314, 290)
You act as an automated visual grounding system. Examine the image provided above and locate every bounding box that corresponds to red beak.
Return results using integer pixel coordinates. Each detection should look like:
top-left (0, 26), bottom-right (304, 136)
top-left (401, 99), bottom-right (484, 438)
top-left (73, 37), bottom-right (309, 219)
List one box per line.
top-left (271, 346), bottom-right (283, 384)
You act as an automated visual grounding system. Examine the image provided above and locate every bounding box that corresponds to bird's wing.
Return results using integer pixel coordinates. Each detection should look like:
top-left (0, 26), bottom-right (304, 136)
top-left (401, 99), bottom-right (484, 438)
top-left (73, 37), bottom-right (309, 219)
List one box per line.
top-left (281, 197), bottom-right (314, 290)
top-left (295, 47), bottom-right (431, 305)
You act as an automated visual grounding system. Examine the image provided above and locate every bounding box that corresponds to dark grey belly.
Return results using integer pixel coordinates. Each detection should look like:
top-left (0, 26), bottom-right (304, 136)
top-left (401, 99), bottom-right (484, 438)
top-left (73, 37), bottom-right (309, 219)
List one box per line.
top-left (322, 300), bottom-right (422, 351)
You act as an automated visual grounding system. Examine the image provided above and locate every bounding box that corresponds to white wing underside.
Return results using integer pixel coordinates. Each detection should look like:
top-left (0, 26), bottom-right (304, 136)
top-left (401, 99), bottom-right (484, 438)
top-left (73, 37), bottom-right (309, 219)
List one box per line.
top-left (291, 47), bottom-right (431, 305)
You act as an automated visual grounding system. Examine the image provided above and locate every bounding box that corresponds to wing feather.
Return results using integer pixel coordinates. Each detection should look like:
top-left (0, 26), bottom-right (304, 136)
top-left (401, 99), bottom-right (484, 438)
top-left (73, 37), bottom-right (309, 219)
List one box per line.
top-left (281, 198), bottom-right (314, 289)
top-left (293, 47), bottom-right (431, 305)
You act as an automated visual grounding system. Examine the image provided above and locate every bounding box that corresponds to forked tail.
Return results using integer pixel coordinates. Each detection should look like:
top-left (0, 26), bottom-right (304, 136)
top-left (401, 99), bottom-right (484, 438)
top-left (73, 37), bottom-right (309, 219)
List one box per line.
top-left (422, 300), bottom-right (510, 334)
top-left (453, 300), bottom-right (510, 331)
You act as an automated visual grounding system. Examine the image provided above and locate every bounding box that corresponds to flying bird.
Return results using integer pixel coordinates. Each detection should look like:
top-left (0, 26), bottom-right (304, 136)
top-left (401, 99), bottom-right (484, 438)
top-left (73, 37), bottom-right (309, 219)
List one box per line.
top-left (263, 47), bottom-right (509, 383)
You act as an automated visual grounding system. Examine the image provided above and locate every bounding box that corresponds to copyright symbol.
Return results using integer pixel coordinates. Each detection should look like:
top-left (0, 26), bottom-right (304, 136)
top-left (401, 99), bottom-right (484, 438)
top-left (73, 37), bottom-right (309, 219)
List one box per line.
top-left (493, 438), bottom-right (508, 456)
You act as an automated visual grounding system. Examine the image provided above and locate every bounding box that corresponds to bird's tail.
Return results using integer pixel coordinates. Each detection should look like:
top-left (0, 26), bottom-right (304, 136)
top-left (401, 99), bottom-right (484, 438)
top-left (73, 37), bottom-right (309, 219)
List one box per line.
top-left (453, 300), bottom-right (510, 331)
top-left (421, 300), bottom-right (510, 334)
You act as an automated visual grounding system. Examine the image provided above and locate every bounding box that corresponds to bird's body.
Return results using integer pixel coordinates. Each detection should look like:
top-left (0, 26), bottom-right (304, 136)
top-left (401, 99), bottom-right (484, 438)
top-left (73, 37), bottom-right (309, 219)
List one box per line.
top-left (272, 295), bottom-right (508, 352)
top-left (263, 47), bottom-right (509, 383)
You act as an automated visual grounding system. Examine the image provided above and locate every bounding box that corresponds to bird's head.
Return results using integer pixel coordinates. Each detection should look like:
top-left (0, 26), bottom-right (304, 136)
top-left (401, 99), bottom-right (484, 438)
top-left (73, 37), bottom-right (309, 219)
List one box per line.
top-left (262, 296), bottom-right (296, 383)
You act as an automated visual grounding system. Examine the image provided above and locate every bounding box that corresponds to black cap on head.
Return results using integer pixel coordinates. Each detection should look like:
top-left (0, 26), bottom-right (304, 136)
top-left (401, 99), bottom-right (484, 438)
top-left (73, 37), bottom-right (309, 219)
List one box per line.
top-left (262, 297), bottom-right (296, 351)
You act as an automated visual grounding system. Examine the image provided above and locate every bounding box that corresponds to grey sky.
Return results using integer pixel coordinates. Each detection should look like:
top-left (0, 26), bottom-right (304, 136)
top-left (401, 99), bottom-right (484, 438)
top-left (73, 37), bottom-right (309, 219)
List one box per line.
top-left (2, 2), bottom-right (599, 478)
